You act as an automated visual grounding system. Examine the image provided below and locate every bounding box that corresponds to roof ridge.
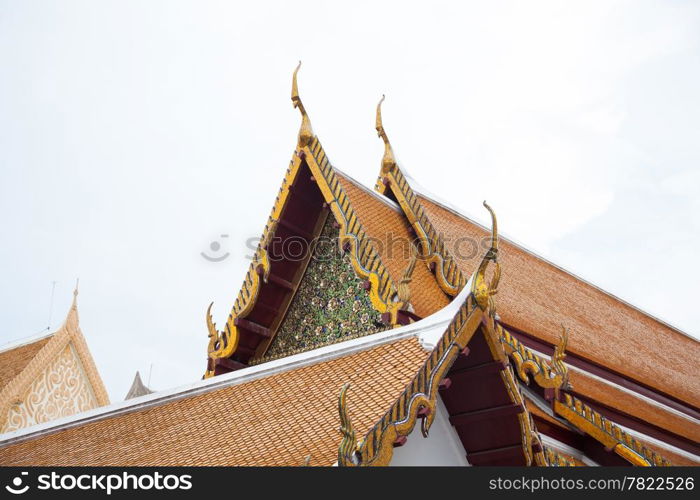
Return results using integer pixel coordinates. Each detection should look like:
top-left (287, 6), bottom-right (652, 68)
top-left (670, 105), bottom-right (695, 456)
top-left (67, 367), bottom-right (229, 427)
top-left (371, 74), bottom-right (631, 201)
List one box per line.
top-left (555, 392), bottom-right (671, 466)
top-left (333, 167), bottom-right (401, 212)
top-left (0, 331), bottom-right (55, 355)
top-left (362, 109), bottom-right (696, 341)
top-left (373, 96), bottom-right (465, 297)
top-left (413, 187), bottom-right (697, 342)
top-left (0, 313), bottom-right (448, 449)
top-left (337, 204), bottom-right (551, 467)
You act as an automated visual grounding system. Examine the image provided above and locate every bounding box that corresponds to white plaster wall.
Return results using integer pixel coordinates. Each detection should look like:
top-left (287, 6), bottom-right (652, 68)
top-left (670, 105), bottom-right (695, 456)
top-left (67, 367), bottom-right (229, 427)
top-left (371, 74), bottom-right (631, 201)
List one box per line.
top-left (390, 395), bottom-right (469, 466)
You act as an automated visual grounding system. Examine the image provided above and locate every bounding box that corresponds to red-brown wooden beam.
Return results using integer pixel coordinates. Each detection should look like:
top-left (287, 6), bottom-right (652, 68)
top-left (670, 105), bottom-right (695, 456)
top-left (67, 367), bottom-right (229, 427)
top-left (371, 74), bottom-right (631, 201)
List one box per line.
top-left (232, 344), bottom-right (256, 358)
top-left (214, 357), bottom-right (247, 372)
top-left (467, 444), bottom-right (524, 465)
top-left (287, 186), bottom-right (324, 209)
top-left (449, 403), bottom-right (524, 427)
top-left (266, 273), bottom-right (295, 291)
top-left (582, 436), bottom-right (630, 466)
top-left (234, 317), bottom-right (272, 338)
top-left (277, 217), bottom-right (315, 241)
top-left (449, 360), bottom-right (509, 381)
top-left (253, 300), bottom-right (282, 317)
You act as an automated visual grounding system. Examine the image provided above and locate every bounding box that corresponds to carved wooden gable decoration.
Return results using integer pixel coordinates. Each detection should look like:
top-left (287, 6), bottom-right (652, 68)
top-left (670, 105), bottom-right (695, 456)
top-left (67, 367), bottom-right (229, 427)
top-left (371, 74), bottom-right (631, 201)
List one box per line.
top-left (0, 290), bottom-right (110, 433)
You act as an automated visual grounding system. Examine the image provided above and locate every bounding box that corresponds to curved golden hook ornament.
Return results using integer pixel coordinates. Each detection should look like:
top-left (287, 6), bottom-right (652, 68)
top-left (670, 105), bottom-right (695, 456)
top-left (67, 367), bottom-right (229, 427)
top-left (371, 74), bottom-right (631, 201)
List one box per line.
top-left (291, 61), bottom-right (314, 149)
top-left (375, 95), bottom-right (397, 174)
top-left (337, 383), bottom-right (360, 466)
top-left (552, 325), bottom-right (571, 394)
top-left (484, 200), bottom-right (499, 257)
top-left (499, 323), bottom-right (568, 390)
top-left (397, 246), bottom-right (418, 306)
top-left (206, 302), bottom-right (218, 354)
top-left (206, 302), bottom-right (241, 365)
top-left (472, 201), bottom-right (500, 311)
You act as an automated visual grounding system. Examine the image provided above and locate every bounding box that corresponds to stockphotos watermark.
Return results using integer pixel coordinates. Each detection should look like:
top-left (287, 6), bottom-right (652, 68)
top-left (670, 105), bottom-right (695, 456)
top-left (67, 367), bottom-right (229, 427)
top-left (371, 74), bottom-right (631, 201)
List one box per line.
top-left (4, 470), bottom-right (192, 496)
top-left (200, 232), bottom-right (494, 263)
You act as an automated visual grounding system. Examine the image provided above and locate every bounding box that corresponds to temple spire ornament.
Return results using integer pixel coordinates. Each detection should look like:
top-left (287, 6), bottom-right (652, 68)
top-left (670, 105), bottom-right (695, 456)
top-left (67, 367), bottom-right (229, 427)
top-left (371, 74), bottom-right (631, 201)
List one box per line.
top-left (375, 95), bottom-right (397, 174)
top-left (71, 279), bottom-right (79, 308)
top-left (471, 201), bottom-right (500, 311)
top-left (64, 278), bottom-right (80, 328)
top-left (124, 371), bottom-right (153, 400)
top-left (397, 246), bottom-right (418, 306)
top-left (291, 61), bottom-right (314, 149)
top-left (337, 383), bottom-right (359, 466)
top-left (552, 325), bottom-right (571, 397)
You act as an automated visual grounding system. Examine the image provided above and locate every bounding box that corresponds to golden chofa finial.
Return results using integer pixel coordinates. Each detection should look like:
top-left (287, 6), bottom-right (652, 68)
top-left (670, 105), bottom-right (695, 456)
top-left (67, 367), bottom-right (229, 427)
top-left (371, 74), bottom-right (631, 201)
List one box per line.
top-left (376, 95), bottom-right (397, 174)
top-left (471, 201), bottom-right (500, 311)
top-left (483, 200), bottom-right (499, 258)
top-left (397, 246), bottom-right (418, 306)
top-left (552, 325), bottom-right (571, 393)
top-left (291, 61), bottom-right (313, 149)
top-left (337, 383), bottom-right (360, 466)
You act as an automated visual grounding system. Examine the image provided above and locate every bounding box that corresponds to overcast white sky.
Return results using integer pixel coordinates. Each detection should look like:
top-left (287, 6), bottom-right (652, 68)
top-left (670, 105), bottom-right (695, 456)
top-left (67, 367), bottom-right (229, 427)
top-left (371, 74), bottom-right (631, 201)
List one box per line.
top-left (1, 1), bottom-right (698, 401)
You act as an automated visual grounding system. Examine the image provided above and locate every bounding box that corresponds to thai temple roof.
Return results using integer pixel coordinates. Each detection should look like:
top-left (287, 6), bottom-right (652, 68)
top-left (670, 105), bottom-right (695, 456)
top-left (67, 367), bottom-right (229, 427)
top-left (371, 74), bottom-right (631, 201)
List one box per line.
top-left (0, 331), bottom-right (430, 465)
top-left (0, 288), bottom-right (110, 436)
top-left (0, 64), bottom-right (697, 466)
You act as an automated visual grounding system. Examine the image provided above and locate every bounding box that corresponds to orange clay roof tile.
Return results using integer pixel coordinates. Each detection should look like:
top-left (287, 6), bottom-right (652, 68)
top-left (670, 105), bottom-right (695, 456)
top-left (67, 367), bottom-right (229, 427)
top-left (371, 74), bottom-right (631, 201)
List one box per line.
top-left (0, 337), bottom-right (428, 466)
top-left (418, 196), bottom-right (700, 409)
top-left (336, 172), bottom-right (449, 319)
top-left (0, 336), bottom-right (52, 392)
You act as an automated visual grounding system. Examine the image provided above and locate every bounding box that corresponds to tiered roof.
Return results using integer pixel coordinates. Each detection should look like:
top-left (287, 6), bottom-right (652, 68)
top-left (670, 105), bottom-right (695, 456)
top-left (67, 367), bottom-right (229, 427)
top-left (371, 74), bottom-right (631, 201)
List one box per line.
top-left (370, 95), bottom-right (698, 465)
top-left (0, 334), bottom-right (428, 466)
top-left (0, 65), bottom-right (697, 466)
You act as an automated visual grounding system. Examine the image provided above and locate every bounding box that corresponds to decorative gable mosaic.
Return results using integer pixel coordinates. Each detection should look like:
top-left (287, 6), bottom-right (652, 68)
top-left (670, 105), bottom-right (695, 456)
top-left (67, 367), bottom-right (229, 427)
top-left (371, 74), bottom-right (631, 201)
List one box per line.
top-left (261, 216), bottom-right (388, 360)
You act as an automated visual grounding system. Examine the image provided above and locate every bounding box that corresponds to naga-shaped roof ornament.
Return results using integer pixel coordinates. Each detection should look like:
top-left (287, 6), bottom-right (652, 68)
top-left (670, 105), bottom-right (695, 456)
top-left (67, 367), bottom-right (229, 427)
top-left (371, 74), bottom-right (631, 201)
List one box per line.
top-left (375, 95), bottom-right (397, 174)
top-left (291, 61), bottom-right (314, 149)
top-left (337, 383), bottom-right (360, 466)
top-left (552, 325), bottom-right (571, 396)
top-left (397, 246), bottom-right (418, 307)
top-left (471, 201), bottom-right (501, 311)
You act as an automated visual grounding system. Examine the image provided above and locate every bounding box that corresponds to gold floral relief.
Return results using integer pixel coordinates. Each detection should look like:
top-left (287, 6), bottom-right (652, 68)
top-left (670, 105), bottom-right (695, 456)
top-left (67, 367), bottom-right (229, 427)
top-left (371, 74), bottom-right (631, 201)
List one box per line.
top-left (262, 217), bottom-right (388, 359)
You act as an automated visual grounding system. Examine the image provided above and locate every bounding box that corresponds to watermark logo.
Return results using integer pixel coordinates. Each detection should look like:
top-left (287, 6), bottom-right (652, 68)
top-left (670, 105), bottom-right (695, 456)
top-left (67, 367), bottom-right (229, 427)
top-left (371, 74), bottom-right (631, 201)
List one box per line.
top-left (201, 234), bottom-right (230, 262)
top-left (37, 471), bottom-right (192, 494)
top-left (202, 231), bottom-right (493, 264)
top-left (5, 472), bottom-right (29, 495)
